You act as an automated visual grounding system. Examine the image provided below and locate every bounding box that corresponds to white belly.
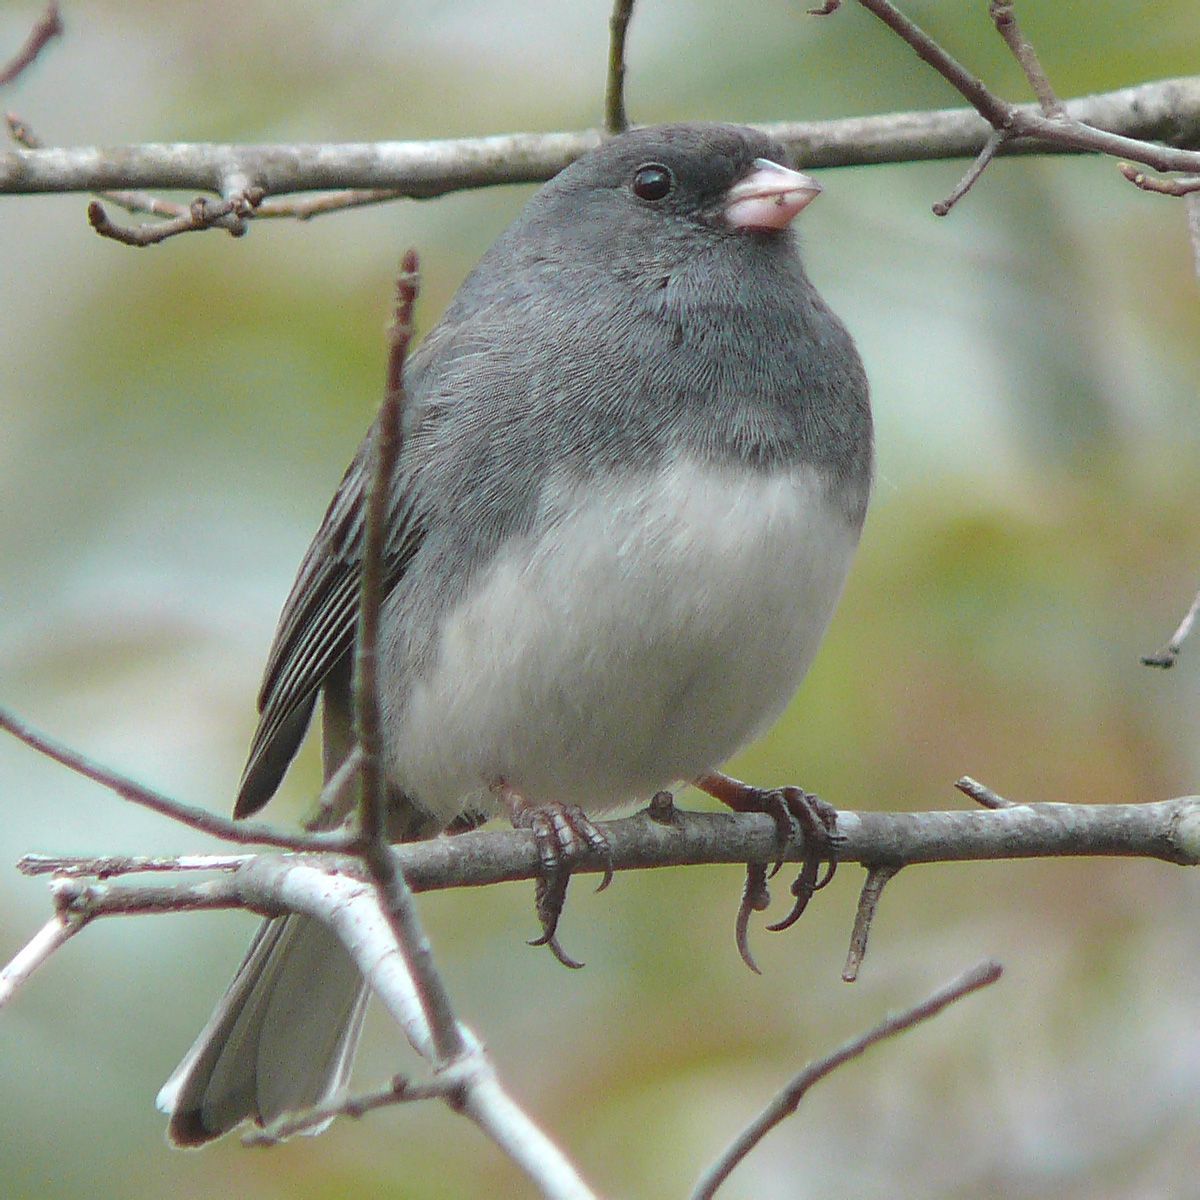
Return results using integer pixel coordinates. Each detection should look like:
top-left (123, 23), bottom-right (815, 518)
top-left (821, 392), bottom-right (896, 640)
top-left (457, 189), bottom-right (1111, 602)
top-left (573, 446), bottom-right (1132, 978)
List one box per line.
top-left (387, 457), bottom-right (860, 821)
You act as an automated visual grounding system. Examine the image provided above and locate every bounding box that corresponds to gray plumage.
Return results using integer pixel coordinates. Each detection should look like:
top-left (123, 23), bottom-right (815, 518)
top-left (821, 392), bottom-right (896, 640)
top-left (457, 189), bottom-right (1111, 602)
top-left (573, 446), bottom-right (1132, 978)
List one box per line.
top-left (159, 122), bottom-right (872, 1145)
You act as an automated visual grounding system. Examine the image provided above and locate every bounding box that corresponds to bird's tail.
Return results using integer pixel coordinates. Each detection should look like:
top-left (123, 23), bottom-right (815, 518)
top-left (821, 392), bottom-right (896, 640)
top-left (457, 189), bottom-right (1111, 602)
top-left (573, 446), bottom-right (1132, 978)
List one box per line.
top-left (157, 912), bottom-right (367, 1146)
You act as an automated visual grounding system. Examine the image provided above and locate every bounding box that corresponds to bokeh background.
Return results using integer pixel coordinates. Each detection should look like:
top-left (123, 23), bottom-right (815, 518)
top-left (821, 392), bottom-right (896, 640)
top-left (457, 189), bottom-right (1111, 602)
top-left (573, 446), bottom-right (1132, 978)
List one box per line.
top-left (3, 2), bottom-right (1200, 1197)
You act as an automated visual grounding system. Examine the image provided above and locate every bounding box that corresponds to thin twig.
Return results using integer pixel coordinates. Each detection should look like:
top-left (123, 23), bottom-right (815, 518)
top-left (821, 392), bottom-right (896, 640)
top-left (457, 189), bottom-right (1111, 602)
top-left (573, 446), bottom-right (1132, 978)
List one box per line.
top-left (932, 128), bottom-right (1008, 215)
top-left (244, 1068), bottom-right (470, 1145)
top-left (955, 776), bottom-right (1017, 809)
top-left (87, 189), bottom-right (263, 246)
top-left (852, 0), bottom-right (1012, 129)
top-left (1118, 163), bottom-right (1200, 197)
top-left (256, 188), bottom-right (405, 219)
top-left (604, 0), bottom-right (636, 134)
top-left (0, 2), bottom-right (62, 88)
top-left (0, 705), bottom-right (357, 852)
top-left (0, 914), bottom-right (78, 1008)
top-left (353, 251), bottom-right (468, 1065)
top-left (1141, 585), bottom-right (1200, 668)
top-left (304, 743), bottom-right (365, 830)
top-left (847, 2), bottom-right (1200, 211)
top-left (988, 1), bottom-right (1065, 117)
top-left (690, 961), bottom-right (1004, 1200)
top-left (842, 864), bottom-right (901, 981)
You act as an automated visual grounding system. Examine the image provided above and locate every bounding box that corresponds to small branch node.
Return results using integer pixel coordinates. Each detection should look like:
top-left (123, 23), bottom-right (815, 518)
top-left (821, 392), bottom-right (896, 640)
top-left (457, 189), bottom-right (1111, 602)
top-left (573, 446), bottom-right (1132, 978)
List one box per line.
top-left (955, 776), bottom-right (1016, 809)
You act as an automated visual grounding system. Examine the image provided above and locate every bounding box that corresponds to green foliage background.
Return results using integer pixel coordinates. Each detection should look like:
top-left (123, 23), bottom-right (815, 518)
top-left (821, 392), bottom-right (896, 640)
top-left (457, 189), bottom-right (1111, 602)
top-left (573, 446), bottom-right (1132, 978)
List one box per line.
top-left (2, 2), bottom-right (1199, 1197)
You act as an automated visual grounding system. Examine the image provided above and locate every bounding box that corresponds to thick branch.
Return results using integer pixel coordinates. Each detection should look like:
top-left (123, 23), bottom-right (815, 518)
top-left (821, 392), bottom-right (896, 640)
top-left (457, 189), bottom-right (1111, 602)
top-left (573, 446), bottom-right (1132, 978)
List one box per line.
top-left (2, 77), bottom-right (1198, 197)
top-left (21, 798), bottom-right (1199, 912)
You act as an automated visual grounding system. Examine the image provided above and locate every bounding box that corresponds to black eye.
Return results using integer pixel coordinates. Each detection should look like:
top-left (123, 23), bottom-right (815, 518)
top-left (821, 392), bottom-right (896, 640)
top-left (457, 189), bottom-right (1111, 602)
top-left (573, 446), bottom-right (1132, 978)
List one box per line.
top-left (631, 163), bottom-right (674, 202)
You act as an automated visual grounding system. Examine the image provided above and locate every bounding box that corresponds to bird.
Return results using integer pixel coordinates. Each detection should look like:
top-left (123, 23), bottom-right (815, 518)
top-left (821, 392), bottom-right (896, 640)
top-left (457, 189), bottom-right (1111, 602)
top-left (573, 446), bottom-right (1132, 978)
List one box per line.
top-left (158, 122), bottom-right (873, 1146)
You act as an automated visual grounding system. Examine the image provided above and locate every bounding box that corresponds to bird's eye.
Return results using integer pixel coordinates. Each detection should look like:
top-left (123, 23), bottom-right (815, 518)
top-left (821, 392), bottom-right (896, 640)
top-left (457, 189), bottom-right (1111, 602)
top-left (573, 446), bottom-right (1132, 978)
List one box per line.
top-left (631, 164), bottom-right (674, 202)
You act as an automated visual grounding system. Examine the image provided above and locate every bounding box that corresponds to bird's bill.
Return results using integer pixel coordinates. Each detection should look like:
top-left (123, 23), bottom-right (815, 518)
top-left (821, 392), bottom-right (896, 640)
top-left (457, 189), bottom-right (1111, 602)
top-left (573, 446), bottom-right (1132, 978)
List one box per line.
top-left (723, 158), bottom-right (823, 231)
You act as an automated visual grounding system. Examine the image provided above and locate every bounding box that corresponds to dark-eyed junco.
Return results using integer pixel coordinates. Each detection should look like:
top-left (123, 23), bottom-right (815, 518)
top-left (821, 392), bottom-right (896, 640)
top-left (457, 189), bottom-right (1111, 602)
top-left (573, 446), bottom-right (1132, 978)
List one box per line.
top-left (158, 123), bottom-right (872, 1145)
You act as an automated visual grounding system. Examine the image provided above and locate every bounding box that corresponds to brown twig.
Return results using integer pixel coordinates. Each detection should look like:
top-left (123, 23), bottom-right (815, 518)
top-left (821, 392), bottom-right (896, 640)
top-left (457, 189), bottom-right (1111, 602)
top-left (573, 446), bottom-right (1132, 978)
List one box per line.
top-left (1141, 585), bottom-right (1200, 668)
top-left (955, 776), bottom-right (1017, 809)
top-left (243, 1069), bottom-right (470, 1145)
top-left (852, 0), bottom-right (1012, 129)
top-left (932, 128), bottom-right (1008, 215)
top-left (0, 705), bottom-right (356, 852)
top-left (87, 189), bottom-right (264, 246)
top-left (256, 188), bottom-right (405, 220)
top-left (604, 0), bottom-right (636, 134)
top-left (690, 960), bottom-right (1004, 1200)
top-left (988, 1), bottom-right (1064, 117)
top-left (0, 2), bottom-right (62, 88)
top-left (1119, 163), bottom-right (1200, 198)
top-left (353, 251), bottom-right (467, 1066)
top-left (846, 2), bottom-right (1200, 211)
top-left (842, 864), bottom-right (901, 982)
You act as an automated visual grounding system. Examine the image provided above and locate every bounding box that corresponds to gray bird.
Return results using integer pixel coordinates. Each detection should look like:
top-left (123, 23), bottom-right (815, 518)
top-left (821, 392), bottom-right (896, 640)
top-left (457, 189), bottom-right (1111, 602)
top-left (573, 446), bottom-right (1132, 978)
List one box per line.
top-left (158, 122), bottom-right (872, 1145)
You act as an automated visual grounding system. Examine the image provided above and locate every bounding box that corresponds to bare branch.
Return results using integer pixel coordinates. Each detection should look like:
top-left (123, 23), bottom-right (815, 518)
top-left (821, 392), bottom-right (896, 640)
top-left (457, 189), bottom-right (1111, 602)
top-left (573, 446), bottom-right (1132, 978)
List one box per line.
top-left (1142, 585), bottom-right (1200, 668)
top-left (690, 960), bottom-right (1003, 1200)
top-left (87, 189), bottom-right (263, 246)
top-left (0, 705), bottom-right (357, 853)
top-left (243, 1070), bottom-right (468, 1146)
top-left (604, 0), bottom-right (636, 134)
top-left (853, 0), bottom-right (1012, 129)
top-left (932, 128), bottom-right (1008, 216)
top-left (18, 852), bottom-right (252, 878)
top-left (988, 1), bottom-right (1065, 117)
top-left (841, 3), bottom-right (1200, 208)
top-left (2, 78), bottom-right (1198, 204)
top-left (1119, 164), bottom-right (1200, 197)
top-left (0, 914), bottom-right (78, 1008)
top-left (842, 864), bottom-right (901, 981)
top-left (0, 2), bottom-right (62, 88)
top-left (351, 250), bottom-right (469, 1066)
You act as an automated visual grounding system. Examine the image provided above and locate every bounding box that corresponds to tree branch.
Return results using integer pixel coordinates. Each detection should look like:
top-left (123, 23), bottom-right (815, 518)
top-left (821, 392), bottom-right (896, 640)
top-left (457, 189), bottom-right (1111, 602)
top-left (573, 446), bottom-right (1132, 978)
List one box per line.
top-left (2, 77), bottom-right (1197, 200)
top-left (0, 2), bottom-right (61, 88)
top-left (0, 705), bottom-right (357, 853)
top-left (690, 960), bottom-right (1003, 1200)
top-left (604, 0), bottom-right (637, 134)
top-left (8, 796), bottom-right (1198, 923)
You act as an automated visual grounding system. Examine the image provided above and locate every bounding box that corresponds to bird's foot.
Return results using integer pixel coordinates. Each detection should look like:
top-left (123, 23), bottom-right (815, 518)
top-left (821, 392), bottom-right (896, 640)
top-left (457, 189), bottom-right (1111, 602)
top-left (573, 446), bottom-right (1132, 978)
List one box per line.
top-left (694, 772), bottom-right (842, 972)
top-left (500, 788), bottom-right (613, 969)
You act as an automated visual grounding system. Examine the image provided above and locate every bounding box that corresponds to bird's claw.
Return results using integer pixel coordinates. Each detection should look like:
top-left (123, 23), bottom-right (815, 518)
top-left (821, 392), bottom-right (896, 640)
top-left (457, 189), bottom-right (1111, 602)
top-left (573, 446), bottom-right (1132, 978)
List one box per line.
top-left (734, 786), bottom-right (842, 968)
top-left (512, 801), bottom-right (612, 968)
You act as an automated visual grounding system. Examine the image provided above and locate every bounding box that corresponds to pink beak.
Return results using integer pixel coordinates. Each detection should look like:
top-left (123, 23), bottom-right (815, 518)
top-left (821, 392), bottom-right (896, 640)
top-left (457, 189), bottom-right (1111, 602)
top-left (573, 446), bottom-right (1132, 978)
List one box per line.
top-left (723, 157), bottom-right (823, 231)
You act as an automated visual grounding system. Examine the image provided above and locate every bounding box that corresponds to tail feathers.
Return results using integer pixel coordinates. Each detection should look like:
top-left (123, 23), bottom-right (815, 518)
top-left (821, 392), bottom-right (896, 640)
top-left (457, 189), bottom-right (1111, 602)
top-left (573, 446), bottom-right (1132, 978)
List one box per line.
top-left (158, 914), bottom-right (367, 1146)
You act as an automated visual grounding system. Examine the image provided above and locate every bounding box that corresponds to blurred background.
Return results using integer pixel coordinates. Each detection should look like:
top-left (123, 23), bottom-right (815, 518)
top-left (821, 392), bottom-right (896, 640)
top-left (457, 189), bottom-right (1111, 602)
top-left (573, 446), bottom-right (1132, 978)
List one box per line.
top-left (2, 1), bottom-right (1199, 1197)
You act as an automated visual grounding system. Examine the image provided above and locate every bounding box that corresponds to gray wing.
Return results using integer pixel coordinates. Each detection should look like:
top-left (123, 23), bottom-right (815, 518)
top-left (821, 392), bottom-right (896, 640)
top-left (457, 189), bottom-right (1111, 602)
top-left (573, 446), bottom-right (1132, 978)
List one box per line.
top-left (234, 423), bottom-right (425, 818)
